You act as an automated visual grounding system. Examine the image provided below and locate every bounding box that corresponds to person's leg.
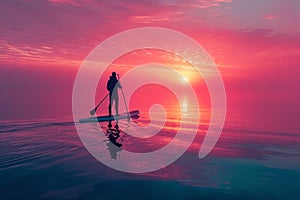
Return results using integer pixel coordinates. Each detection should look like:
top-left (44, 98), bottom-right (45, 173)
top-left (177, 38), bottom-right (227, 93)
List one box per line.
top-left (108, 93), bottom-right (112, 116)
top-left (115, 96), bottom-right (119, 116)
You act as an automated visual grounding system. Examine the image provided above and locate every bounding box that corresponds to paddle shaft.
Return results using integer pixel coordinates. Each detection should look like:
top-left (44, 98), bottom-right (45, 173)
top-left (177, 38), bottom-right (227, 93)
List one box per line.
top-left (117, 74), bottom-right (130, 119)
top-left (91, 93), bottom-right (109, 115)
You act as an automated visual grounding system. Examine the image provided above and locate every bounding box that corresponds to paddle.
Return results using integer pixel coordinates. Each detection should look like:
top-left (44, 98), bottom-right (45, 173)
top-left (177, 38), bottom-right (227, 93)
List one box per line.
top-left (117, 74), bottom-right (130, 120)
top-left (90, 93), bottom-right (109, 116)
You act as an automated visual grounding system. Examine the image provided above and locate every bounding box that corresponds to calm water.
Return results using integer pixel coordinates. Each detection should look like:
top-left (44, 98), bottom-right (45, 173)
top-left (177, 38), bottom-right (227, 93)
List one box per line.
top-left (0, 111), bottom-right (300, 200)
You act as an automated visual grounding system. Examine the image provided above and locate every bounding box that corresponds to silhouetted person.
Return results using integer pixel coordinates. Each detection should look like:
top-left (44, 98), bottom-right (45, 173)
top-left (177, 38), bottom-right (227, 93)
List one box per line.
top-left (107, 72), bottom-right (122, 116)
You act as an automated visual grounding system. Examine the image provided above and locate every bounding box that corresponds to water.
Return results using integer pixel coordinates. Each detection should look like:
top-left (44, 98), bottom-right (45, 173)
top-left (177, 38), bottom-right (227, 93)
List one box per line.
top-left (0, 112), bottom-right (300, 200)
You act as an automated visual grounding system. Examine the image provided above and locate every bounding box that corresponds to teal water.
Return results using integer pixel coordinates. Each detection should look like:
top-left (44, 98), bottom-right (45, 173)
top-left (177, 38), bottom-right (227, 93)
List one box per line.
top-left (0, 115), bottom-right (299, 200)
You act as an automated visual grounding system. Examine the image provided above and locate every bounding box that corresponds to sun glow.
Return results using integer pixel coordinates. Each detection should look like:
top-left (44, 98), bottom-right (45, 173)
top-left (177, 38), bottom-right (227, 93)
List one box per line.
top-left (182, 76), bottom-right (189, 83)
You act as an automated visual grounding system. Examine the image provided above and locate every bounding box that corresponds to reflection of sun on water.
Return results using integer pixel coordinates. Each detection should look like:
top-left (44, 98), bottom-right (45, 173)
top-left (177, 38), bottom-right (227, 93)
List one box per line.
top-left (181, 100), bottom-right (188, 113)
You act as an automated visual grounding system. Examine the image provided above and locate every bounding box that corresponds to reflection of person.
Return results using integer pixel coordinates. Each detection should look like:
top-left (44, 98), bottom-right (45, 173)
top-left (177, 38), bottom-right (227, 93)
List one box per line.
top-left (106, 72), bottom-right (122, 116)
top-left (106, 121), bottom-right (122, 159)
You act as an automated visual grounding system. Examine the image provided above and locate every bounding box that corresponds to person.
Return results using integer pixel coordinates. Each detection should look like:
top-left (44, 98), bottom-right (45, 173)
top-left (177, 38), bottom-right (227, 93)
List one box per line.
top-left (106, 72), bottom-right (122, 116)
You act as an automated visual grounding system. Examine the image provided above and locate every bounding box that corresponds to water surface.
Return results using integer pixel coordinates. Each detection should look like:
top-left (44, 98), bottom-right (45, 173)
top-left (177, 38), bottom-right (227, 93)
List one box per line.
top-left (0, 112), bottom-right (299, 200)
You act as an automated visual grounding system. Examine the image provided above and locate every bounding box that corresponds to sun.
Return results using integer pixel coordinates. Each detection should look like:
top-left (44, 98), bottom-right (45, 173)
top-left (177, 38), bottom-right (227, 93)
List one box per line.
top-left (182, 76), bottom-right (189, 83)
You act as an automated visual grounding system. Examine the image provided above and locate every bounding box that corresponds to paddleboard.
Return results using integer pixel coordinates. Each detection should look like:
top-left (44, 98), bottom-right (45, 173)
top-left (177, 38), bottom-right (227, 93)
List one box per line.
top-left (79, 110), bottom-right (140, 123)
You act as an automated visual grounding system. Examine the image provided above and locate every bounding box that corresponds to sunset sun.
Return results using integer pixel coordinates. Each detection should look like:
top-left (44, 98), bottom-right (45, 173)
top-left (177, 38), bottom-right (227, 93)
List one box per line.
top-left (182, 76), bottom-right (189, 83)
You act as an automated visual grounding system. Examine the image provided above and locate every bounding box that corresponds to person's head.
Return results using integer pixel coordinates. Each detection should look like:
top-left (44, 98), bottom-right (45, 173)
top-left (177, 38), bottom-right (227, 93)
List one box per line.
top-left (112, 72), bottom-right (116, 78)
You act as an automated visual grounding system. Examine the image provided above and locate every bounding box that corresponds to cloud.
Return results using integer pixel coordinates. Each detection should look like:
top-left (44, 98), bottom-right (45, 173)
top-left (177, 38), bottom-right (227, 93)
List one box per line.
top-left (47, 0), bottom-right (80, 6)
top-left (264, 15), bottom-right (276, 20)
top-left (0, 0), bottom-right (299, 66)
top-left (130, 11), bottom-right (184, 24)
top-left (161, 0), bottom-right (232, 8)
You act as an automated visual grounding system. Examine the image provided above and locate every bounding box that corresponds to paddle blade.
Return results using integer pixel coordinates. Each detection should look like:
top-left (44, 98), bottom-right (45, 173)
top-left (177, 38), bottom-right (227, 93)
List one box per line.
top-left (90, 109), bottom-right (96, 116)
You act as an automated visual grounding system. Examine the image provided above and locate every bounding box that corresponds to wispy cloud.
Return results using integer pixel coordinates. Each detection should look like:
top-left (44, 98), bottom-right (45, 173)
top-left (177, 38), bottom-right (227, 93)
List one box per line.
top-left (0, 0), bottom-right (299, 66)
top-left (186, 0), bottom-right (233, 9)
top-left (130, 11), bottom-right (184, 24)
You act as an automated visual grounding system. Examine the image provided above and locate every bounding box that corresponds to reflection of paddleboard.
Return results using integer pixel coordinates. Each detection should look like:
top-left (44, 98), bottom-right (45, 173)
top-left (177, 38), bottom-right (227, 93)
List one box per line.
top-left (79, 110), bottom-right (140, 123)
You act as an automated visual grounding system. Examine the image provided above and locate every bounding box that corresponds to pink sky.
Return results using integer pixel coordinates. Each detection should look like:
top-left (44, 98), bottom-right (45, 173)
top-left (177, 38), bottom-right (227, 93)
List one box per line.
top-left (0, 0), bottom-right (299, 133)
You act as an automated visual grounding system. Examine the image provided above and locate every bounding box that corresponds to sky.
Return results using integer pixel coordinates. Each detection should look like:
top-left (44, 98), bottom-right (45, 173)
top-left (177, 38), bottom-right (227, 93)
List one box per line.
top-left (0, 0), bottom-right (300, 133)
